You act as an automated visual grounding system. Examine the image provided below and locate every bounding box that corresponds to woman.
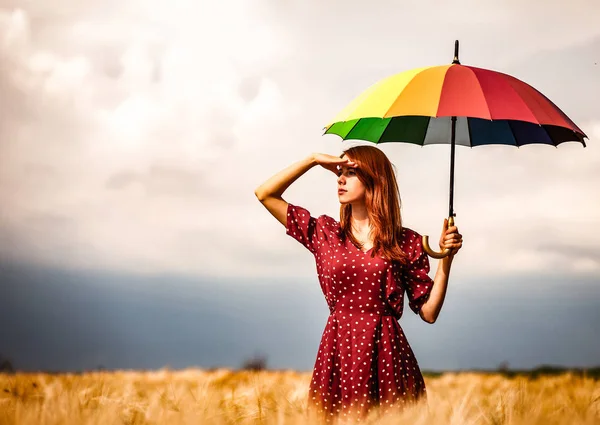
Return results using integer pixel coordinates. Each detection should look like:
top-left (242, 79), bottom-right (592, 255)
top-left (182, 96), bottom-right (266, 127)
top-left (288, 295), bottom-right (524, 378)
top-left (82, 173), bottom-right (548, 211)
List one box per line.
top-left (254, 145), bottom-right (463, 422)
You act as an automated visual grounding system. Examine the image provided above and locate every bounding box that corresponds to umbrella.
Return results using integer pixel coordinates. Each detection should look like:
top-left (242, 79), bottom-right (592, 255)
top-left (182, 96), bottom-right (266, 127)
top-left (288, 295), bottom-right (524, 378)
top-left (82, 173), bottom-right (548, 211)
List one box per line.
top-left (324, 40), bottom-right (587, 258)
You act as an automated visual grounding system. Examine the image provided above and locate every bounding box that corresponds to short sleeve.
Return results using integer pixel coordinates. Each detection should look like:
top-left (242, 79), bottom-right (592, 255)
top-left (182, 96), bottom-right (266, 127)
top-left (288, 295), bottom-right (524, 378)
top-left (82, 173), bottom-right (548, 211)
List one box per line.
top-left (285, 203), bottom-right (324, 254)
top-left (403, 238), bottom-right (434, 315)
top-left (384, 262), bottom-right (403, 319)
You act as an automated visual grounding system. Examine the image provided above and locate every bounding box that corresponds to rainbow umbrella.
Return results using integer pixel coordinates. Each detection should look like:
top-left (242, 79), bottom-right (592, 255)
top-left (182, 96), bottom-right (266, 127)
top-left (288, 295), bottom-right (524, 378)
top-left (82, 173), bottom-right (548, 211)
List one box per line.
top-left (324, 40), bottom-right (587, 258)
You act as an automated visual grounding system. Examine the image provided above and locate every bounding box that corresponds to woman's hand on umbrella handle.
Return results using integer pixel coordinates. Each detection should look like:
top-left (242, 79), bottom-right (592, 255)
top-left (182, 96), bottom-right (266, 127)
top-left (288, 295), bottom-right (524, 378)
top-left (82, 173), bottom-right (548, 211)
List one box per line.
top-left (422, 216), bottom-right (463, 259)
top-left (312, 153), bottom-right (357, 175)
top-left (440, 216), bottom-right (462, 256)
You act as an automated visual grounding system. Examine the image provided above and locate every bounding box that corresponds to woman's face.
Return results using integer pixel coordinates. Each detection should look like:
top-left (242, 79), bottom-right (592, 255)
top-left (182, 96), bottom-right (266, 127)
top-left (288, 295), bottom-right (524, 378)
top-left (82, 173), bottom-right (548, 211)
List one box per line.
top-left (337, 155), bottom-right (366, 204)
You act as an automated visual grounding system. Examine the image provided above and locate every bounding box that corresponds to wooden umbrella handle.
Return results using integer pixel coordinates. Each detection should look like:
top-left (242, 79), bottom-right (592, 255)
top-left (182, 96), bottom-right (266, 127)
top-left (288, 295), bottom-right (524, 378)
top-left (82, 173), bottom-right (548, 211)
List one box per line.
top-left (421, 216), bottom-right (455, 259)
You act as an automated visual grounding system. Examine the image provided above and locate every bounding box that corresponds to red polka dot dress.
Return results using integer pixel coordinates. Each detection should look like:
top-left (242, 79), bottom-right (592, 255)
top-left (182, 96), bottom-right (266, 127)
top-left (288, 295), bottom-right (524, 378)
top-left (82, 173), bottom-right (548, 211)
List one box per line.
top-left (286, 203), bottom-right (434, 422)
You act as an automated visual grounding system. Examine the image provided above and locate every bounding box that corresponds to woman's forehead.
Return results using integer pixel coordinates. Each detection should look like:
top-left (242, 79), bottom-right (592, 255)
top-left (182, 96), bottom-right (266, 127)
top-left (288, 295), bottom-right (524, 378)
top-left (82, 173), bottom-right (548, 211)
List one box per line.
top-left (337, 164), bottom-right (355, 171)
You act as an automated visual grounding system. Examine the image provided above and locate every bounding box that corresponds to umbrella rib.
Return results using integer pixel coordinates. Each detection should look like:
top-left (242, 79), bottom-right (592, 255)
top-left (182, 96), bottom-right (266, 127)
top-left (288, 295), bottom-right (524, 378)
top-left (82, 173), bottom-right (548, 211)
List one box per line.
top-left (342, 119), bottom-right (363, 141)
top-left (468, 66), bottom-right (542, 124)
top-left (536, 90), bottom-right (587, 136)
top-left (466, 117), bottom-right (474, 148)
top-left (496, 73), bottom-right (543, 125)
top-left (380, 70), bottom-right (425, 119)
top-left (507, 121), bottom-right (521, 148)
top-left (546, 125), bottom-right (560, 148)
top-left (467, 66), bottom-right (493, 121)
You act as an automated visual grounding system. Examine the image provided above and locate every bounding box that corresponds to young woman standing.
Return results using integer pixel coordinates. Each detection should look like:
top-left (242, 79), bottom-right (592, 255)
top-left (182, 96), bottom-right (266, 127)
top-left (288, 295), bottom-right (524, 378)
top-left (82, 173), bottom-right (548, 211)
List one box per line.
top-left (255, 145), bottom-right (463, 422)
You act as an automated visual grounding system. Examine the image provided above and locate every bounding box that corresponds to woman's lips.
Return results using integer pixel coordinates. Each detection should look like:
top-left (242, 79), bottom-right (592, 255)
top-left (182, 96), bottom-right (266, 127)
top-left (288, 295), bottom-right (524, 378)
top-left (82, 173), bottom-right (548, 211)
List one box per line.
top-left (338, 189), bottom-right (347, 194)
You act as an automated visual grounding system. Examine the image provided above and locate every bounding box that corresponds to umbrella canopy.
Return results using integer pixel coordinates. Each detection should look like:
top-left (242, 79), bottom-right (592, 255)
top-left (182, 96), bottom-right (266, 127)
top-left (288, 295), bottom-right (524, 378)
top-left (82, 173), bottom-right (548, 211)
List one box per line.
top-left (324, 41), bottom-right (587, 258)
top-left (325, 63), bottom-right (587, 146)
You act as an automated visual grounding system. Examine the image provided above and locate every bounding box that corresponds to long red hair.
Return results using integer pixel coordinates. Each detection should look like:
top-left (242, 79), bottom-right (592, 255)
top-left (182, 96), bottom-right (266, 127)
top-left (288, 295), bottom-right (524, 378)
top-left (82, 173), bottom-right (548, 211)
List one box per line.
top-left (339, 145), bottom-right (409, 264)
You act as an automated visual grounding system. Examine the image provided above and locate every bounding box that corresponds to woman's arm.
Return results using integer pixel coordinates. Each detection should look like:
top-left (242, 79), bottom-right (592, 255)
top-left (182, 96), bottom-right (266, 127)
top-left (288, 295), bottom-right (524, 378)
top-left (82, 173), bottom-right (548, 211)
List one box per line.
top-left (419, 256), bottom-right (453, 323)
top-left (419, 220), bottom-right (462, 323)
top-left (254, 154), bottom-right (318, 226)
top-left (254, 153), bottom-right (356, 226)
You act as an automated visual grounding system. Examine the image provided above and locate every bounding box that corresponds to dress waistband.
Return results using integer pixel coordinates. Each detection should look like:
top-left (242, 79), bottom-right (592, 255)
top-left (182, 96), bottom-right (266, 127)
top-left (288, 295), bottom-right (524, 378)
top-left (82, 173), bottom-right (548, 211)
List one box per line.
top-left (331, 307), bottom-right (397, 317)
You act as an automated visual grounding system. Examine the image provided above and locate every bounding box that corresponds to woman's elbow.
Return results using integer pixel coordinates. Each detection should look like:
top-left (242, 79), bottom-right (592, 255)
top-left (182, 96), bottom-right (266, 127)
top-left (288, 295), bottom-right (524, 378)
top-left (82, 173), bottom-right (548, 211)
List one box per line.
top-left (254, 187), bottom-right (268, 202)
top-left (419, 310), bottom-right (437, 324)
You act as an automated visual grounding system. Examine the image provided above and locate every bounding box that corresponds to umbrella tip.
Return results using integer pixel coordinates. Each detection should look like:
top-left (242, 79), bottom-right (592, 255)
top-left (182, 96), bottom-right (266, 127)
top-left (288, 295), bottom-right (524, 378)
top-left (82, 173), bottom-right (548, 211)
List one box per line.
top-left (452, 40), bottom-right (460, 65)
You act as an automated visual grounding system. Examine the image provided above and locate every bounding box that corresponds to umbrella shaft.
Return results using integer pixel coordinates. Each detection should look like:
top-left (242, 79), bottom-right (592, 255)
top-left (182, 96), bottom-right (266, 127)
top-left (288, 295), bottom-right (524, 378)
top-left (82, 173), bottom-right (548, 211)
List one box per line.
top-left (449, 116), bottom-right (456, 218)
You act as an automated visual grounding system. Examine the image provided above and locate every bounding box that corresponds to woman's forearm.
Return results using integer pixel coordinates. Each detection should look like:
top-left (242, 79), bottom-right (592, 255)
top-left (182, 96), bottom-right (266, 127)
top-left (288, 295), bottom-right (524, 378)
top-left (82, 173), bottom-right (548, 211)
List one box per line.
top-left (420, 256), bottom-right (453, 323)
top-left (254, 154), bottom-right (318, 201)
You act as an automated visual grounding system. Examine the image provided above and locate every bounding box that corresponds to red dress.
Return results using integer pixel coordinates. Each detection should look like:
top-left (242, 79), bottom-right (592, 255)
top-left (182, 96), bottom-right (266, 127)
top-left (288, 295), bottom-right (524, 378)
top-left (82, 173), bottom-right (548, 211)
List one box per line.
top-left (286, 203), bottom-right (434, 422)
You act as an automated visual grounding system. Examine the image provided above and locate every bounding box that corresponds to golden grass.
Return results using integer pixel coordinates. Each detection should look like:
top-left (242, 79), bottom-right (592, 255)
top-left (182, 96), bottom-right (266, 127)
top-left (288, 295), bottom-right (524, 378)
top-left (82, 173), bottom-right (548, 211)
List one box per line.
top-left (1, 369), bottom-right (599, 425)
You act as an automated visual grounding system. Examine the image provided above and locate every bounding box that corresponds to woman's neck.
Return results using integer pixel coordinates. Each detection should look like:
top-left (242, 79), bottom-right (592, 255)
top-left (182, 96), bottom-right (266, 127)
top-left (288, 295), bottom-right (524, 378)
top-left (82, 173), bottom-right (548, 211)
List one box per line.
top-left (350, 203), bottom-right (370, 234)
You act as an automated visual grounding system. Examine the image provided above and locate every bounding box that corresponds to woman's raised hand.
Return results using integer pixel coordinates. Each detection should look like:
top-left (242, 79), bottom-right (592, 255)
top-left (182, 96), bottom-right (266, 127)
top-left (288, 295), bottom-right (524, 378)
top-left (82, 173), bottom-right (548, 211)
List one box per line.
top-left (312, 153), bottom-right (358, 175)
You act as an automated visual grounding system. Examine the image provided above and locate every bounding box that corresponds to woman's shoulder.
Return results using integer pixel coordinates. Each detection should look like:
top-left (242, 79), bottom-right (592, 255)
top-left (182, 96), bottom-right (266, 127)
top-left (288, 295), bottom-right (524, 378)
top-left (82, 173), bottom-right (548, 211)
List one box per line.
top-left (400, 226), bottom-right (422, 238)
top-left (318, 213), bottom-right (341, 230)
top-left (398, 226), bottom-right (424, 251)
top-left (288, 203), bottom-right (340, 230)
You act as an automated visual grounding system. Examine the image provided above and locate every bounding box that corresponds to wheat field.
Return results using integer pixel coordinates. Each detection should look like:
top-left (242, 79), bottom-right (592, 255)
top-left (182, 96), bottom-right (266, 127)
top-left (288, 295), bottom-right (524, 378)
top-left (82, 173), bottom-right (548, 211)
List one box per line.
top-left (1, 369), bottom-right (599, 425)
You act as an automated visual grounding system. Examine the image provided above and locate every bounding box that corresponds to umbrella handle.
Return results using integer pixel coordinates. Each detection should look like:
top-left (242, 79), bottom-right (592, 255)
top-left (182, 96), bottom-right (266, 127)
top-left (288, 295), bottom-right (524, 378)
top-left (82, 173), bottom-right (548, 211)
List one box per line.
top-left (421, 216), bottom-right (455, 259)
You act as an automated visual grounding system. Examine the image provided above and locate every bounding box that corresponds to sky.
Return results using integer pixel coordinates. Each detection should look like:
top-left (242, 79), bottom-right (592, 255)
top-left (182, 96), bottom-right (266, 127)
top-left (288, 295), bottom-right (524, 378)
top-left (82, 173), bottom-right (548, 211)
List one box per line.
top-left (0, 0), bottom-right (599, 372)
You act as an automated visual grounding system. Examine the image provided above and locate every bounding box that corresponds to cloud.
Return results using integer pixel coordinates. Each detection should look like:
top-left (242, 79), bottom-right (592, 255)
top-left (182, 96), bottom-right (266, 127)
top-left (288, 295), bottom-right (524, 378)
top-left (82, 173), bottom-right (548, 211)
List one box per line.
top-left (0, 1), bottom-right (598, 282)
top-left (106, 165), bottom-right (206, 197)
top-left (0, 3), bottom-right (295, 273)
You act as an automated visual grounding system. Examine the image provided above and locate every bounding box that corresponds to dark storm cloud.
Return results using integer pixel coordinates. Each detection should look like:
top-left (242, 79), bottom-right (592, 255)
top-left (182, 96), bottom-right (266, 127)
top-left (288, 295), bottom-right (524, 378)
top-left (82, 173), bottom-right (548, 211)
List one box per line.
top-left (0, 263), bottom-right (598, 371)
